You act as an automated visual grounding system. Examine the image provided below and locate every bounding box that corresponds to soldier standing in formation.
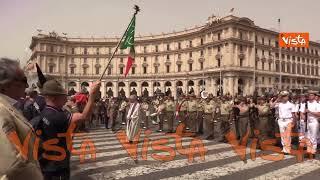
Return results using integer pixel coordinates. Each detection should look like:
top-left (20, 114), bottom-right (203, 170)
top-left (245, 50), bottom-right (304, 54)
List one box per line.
top-left (187, 94), bottom-right (198, 134)
top-left (164, 96), bottom-right (175, 133)
top-left (202, 94), bottom-right (217, 140)
top-left (141, 97), bottom-right (150, 129)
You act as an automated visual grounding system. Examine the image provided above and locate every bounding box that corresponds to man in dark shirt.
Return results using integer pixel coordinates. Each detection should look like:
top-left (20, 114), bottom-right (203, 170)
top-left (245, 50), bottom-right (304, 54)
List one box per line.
top-left (38, 79), bottom-right (100, 180)
top-left (23, 89), bottom-right (46, 121)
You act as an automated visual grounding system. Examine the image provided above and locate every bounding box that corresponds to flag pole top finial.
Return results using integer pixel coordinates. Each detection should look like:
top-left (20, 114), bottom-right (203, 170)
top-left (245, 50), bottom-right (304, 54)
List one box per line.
top-left (134, 5), bottom-right (140, 15)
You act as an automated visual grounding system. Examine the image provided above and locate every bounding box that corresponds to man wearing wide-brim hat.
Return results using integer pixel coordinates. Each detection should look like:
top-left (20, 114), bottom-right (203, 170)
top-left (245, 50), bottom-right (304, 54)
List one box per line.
top-left (271, 90), bottom-right (296, 154)
top-left (300, 89), bottom-right (320, 158)
top-left (38, 79), bottom-right (101, 179)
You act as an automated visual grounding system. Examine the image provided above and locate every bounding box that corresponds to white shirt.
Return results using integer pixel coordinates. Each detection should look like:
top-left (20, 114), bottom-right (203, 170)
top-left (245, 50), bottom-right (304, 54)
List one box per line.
top-left (276, 101), bottom-right (295, 119)
top-left (299, 101), bottom-right (320, 122)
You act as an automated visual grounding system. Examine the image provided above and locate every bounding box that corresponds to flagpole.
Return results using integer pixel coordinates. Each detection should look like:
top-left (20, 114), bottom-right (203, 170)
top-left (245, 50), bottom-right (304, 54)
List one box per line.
top-left (278, 18), bottom-right (282, 90)
top-left (99, 5), bottom-right (140, 81)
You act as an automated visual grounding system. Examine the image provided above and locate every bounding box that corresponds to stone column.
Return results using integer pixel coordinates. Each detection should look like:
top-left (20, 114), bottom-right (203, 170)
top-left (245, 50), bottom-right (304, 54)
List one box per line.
top-left (233, 77), bottom-right (238, 96)
top-left (183, 80), bottom-right (188, 95)
top-left (150, 80), bottom-right (154, 96)
top-left (228, 77), bottom-right (234, 95)
top-left (76, 81), bottom-right (81, 92)
top-left (212, 78), bottom-right (217, 96)
top-left (223, 77), bottom-right (229, 95)
top-left (172, 82), bottom-right (177, 99)
top-left (160, 81), bottom-right (165, 93)
top-left (114, 80), bottom-right (119, 97)
top-left (137, 81), bottom-right (142, 96)
top-left (101, 81), bottom-right (106, 98)
top-left (125, 81), bottom-right (130, 97)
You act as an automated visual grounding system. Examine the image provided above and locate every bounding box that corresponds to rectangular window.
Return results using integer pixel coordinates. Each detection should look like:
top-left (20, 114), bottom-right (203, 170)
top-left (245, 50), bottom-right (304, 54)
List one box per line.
top-left (189, 52), bottom-right (193, 58)
top-left (218, 33), bottom-right (221, 40)
top-left (83, 68), bottom-right (87, 75)
top-left (71, 48), bottom-right (75, 54)
top-left (95, 67), bottom-right (100, 75)
top-left (132, 67), bottom-right (135, 74)
top-left (120, 58), bottom-right (123, 63)
top-left (239, 32), bottom-right (243, 40)
top-left (218, 46), bottom-right (221, 52)
top-left (167, 44), bottom-right (170, 51)
top-left (269, 62), bottom-right (272, 70)
top-left (84, 48), bottom-right (87, 55)
top-left (49, 66), bottom-right (54, 73)
top-left (189, 63), bottom-right (193, 71)
top-left (144, 46), bottom-right (147, 53)
top-left (240, 59), bottom-right (244, 67)
top-left (50, 46), bottom-right (54, 52)
top-left (240, 45), bottom-right (243, 52)
top-left (143, 66), bottom-right (147, 74)
top-left (167, 55), bottom-right (170, 60)
top-left (200, 62), bottom-right (203, 70)
top-left (200, 38), bottom-right (204, 45)
top-left (178, 42), bottom-right (181, 49)
top-left (200, 50), bottom-right (204, 56)
top-left (217, 60), bottom-right (221, 67)
top-left (189, 40), bottom-right (193, 47)
top-left (166, 65), bottom-right (170, 73)
top-left (120, 67), bottom-right (124, 74)
top-left (262, 38), bottom-right (265, 45)
top-left (178, 54), bottom-right (181, 59)
top-left (178, 64), bottom-right (181, 72)
top-left (155, 66), bottom-right (158, 73)
top-left (262, 62), bottom-right (265, 70)
top-left (96, 48), bottom-right (99, 55)
top-left (155, 45), bottom-right (158, 52)
top-left (70, 67), bottom-right (75, 74)
top-left (268, 39), bottom-right (271, 46)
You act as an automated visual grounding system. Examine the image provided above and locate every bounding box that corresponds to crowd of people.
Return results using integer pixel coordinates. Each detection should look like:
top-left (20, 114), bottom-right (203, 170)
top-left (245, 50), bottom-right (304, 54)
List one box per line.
top-left (1, 57), bottom-right (320, 180)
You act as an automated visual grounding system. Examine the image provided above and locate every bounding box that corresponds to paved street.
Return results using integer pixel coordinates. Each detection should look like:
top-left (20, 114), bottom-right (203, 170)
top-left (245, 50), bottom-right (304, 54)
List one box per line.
top-left (71, 126), bottom-right (320, 180)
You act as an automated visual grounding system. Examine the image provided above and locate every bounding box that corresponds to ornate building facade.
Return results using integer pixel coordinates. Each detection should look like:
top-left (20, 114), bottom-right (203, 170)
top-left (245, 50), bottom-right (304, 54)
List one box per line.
top-left (28, 14), bottom-right (320, 98)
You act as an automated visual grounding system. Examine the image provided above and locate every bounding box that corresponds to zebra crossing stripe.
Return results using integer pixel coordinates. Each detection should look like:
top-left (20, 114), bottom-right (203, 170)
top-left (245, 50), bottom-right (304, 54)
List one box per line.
top-left (250, 159), bottom-right (320, 180)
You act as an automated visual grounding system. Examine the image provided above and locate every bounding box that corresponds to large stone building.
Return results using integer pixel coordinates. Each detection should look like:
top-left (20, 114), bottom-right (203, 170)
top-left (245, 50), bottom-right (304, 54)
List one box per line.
top-left (28, 14), bottom-right (320, 98)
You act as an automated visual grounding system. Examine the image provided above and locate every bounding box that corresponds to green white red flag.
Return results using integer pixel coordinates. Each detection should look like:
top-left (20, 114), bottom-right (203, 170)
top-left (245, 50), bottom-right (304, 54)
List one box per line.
top-left (120, 16), bottom-right (136, 77)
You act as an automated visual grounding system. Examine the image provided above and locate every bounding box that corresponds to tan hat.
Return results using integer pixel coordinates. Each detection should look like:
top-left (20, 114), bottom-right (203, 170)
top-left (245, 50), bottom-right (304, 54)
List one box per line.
top-left (40, 79), bottom-right (67, 96)
top-left (279, 91), bottom-right (289, 96)
top-left (308, 90), bottom-right (319, 95)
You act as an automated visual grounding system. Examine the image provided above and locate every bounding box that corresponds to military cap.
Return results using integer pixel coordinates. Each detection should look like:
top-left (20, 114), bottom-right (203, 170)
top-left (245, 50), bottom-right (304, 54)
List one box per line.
top-left (257, 96), bottom-right (266, 100)
top-left (307, 90), bottom-right (319, 95)
top-left (279, 91), bottom-right (289, 96)
top-left (41, 79), bottom-right (67, 96)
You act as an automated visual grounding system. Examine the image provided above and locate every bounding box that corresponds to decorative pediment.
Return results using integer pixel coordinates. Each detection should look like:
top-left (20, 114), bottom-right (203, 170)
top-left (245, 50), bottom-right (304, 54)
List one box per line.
top-left (119, 64), bottom-right (125, 68)
top-left (95, 64), bottom-right (101, 68)
top-left (176, 60), bottom-right (182, 65)
top-left (165, 61), bottom-right (171, 66)
top-left (198, 57), bottom-right (205, 63)
top-left (132, 64), bottom-right (137, 68)
top-left (188, 59), bottom-right (194, 64)
top-left (255, 55), bottom-right (260, 61)
top-left (48, 63), bottom-right (56, 67)
top-left (261, 56), bottom-right (267, 62)
top-left (153, 62), bottom-right (160, 67)
top-left (69, 64), bottom-right (76, 68)
top-left (238, 52), bottom-right (245, 59)
top-left (82, 64), bottom-right (89, 68)
top-left (215, 54), bottom-right (222, 60)
top-left (142, 62), bottom-right (149, 67)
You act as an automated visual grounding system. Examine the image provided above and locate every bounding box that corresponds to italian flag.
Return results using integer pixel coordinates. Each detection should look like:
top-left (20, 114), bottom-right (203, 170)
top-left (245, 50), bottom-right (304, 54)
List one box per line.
top-left (120, 16), bottom-right (136, 77)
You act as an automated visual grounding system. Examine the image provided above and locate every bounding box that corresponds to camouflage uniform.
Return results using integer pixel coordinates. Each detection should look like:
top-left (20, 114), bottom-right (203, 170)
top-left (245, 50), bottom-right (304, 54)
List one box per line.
top-left (256, 102), bottom-right (271, 144)
top-left (187, 97), bottom-right (198, 133)
top-left (165, 98), bottom-right (175, 132)
top-left (141, 100), bottom-right (150, 129)
top-left (215, 99), bottom-right (232, 142)
top-left (202, 98), bottom-right (216, 139)
top-left (196, 98), bottom-right (205, 134)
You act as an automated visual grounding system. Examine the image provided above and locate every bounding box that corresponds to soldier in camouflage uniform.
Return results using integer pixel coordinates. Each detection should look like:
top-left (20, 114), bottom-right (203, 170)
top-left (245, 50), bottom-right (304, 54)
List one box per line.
top-left (141, 97), bottom-right (150, 129)
top-left (202, 94), bottom-right (216, 139)
top-left (196, 95), bottom-right (205, 135)
top-left (157, 97), bottom-right (166, 132)
top-left (234, 97), bottom-right (250, 142)
top-left (187, 94), bottom-right (198, 133)
top-left (177, 95), bottom-right (188, 132)
top-left (164, 96), bottom-right (175, 133)
top-left (215, 97), bottom-right (232, 142)
top-left (255, 96), bottom-right (272, 146)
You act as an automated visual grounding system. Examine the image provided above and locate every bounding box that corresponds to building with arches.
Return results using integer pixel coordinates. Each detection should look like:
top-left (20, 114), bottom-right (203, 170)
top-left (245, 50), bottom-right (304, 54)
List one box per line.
top-left (28, 14), bottom-right (320, 98)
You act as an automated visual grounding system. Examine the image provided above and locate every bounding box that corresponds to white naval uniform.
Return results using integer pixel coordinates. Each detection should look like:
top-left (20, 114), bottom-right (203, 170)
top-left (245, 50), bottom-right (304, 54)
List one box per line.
top-left (276, 101), bottom-right (296, 153)
top-left (299, 101), bottom-right (320, 154)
